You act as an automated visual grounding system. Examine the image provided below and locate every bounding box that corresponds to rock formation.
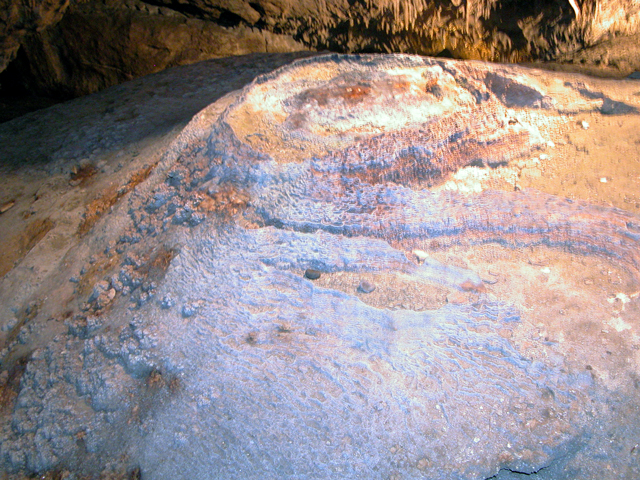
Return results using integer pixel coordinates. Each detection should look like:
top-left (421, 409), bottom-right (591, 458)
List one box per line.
top-left (1, 52), bottom-right (639, 479)
top-left (2, 0), bottom-right (640, 102)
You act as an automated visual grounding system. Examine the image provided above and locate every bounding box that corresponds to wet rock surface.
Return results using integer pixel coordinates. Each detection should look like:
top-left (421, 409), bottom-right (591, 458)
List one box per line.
top-left (1, 53), bottom-right (640, 479)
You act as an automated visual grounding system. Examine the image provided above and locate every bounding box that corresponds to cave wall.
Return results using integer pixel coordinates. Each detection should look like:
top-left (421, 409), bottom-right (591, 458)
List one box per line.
top-left (0, 0), bottom-right (71, 73)
top-left (1, 0), bottom-right (640, 100)
top-left (1, 0), bottom-right (306, 98)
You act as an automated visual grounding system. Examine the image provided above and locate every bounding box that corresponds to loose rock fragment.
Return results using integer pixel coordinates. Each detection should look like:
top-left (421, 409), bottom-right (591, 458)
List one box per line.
top-left (0, 200), bottom-right (15, 213)
top-left (304, 268), bottom-right (321, 280)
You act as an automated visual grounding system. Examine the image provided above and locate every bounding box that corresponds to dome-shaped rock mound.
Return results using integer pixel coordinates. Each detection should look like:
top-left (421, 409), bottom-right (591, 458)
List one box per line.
top-left (2, 54), bottom-right (640, 480)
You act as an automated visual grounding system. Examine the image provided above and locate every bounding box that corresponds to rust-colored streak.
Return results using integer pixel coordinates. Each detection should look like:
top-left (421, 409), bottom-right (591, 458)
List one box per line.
top-left (78, 163), bottom-right (156, 236)
top-left (128, 163), bottom-right (155, 188)
top-left (138, 245), bottom-right (178, 282)
top-left (314, 125), bottom-right (529, 188)
top-left (297, 83), bottom-right (373, 108)
top-left (76, 253), bottom-right (121, 300)
top-left (0, 217), bottom-right (54, 277)
top-left (285, 83), bottom-right (374, 131)
top-left (341, 84), bottom-right (373, 103)
top-left (78, 185), bottom-right (120, 237)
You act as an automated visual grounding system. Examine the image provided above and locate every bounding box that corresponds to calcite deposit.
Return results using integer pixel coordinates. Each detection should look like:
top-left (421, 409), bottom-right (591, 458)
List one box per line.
top-left (1, 54), bottom-right (639, 479)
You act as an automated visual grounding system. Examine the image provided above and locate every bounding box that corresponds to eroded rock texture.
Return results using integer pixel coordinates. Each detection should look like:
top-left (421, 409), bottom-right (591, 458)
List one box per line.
top-left (0, 0), bottom-right (70, 73)
top-left (0, 0), bottom-right (306, 99)
top-left (3, 0), bottom-right (640, 101)
top-left (1, 55), bottom-right (640, 479)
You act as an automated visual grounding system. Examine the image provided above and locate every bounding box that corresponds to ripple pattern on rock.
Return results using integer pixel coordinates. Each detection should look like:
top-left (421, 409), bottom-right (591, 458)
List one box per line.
top-left (3, 54), bottom-right (640, 480)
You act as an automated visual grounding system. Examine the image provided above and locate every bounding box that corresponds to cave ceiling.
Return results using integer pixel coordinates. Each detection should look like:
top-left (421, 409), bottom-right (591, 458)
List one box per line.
top-left (1, 0), bottom-right (640, 101)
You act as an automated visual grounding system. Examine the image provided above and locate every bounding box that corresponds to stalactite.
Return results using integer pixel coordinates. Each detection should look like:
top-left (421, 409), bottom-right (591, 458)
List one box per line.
top-left (568, 0), bottom-right (581, 18)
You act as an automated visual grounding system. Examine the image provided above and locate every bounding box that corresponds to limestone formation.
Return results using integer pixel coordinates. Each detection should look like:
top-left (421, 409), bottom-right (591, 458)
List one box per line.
top-left (1, 53), bottom-right (639, 479)
top-left (3, 0), bottom-right (640, 101)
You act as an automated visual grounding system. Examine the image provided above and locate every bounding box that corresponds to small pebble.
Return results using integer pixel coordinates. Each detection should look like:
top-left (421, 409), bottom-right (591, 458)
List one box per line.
top-left (546, 140), bottom-right (555, 148)
top-left (0, 200), bottom-right (15, 214)
top-left (580, 120), bottom-right (590, 129)
top-left (357, 280), bottom-right (376, 294)
top-left (304, 268), bottom-right (321, 280)
top-left (600, 177), bottom-right (607, 183)
top-left (539, 153), bottom-right (549, 160)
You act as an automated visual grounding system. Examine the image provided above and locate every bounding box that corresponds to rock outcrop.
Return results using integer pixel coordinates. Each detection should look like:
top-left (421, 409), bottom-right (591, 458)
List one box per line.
top-left (1, 0), bottom-right (306, 98)
top-left (1, 53), bottom-right (639, 479)
top-left (0, 0), bottom-right (70, 73)
top-left (2, 0), bottom-right (640, 102)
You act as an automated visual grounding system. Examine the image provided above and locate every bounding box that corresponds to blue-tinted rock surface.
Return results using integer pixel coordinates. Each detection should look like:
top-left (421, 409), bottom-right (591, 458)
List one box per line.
top-left (1, 54), bottom-right (639, 479)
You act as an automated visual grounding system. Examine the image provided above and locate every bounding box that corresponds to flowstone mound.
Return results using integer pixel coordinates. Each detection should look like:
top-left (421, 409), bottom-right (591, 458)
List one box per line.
top-left (2, 54), bottom-right (640, 479)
